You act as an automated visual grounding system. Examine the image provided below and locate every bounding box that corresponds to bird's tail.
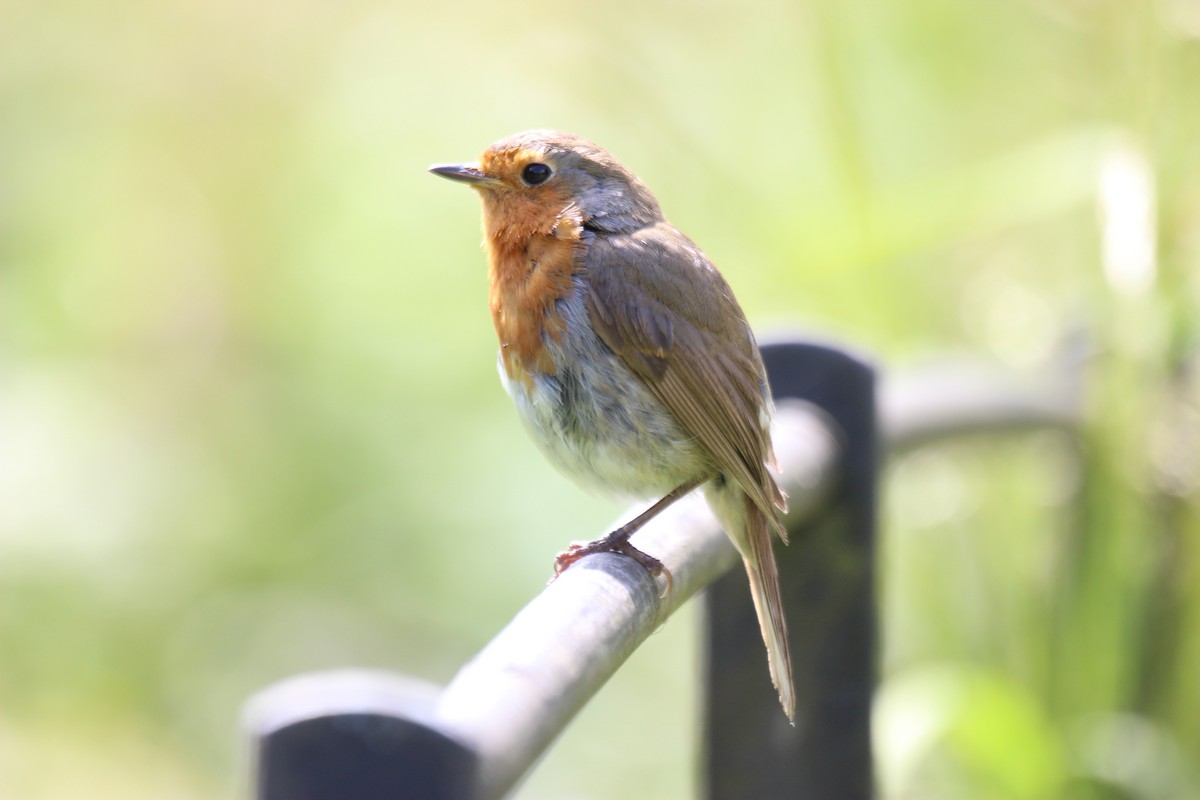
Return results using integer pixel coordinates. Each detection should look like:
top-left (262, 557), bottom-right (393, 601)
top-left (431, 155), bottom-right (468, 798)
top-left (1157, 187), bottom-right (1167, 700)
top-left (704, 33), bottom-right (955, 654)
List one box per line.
top-left (721, 488), bottom-right (794, 722)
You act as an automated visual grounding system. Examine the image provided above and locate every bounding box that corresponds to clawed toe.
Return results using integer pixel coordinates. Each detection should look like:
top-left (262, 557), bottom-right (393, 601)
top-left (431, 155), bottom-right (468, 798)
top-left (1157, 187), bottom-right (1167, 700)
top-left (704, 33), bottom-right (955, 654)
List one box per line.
top-left (551, 543), bottom-right (587, 578)
top-left (612, 541), bottom-right (672, 596)
top-left (550, 537), bottom-right (672, 596)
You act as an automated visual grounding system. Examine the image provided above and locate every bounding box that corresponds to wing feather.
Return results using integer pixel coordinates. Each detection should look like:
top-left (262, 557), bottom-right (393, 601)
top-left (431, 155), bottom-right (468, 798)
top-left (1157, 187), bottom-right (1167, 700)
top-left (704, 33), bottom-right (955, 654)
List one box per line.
top-left (583, 223), bottom-right (787, 537)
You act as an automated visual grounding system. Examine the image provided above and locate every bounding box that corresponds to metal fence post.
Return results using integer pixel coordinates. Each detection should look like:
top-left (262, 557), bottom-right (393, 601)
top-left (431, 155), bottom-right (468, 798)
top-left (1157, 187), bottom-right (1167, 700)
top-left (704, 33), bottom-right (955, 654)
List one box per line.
top-left (704, 339), bottom-right (878, 799)
top-left (244, 670), bottom-right (479, 800)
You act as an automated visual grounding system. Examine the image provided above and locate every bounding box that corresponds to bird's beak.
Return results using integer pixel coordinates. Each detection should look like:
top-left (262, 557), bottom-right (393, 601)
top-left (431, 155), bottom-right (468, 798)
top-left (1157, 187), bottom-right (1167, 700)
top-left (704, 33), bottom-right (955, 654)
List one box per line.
top-left (428, 162), bottom-right (504, 189)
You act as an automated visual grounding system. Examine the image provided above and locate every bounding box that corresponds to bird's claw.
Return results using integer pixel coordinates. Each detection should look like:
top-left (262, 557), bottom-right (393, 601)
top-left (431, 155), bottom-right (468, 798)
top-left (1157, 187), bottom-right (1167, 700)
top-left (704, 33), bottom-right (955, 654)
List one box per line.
top-left (551, 538), bottom-right (672, 597)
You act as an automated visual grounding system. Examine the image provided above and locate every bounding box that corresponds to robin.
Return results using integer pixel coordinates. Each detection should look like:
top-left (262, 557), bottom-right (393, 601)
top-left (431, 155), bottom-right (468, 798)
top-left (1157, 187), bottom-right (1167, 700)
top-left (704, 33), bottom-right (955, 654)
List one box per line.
top-left (429, 130), bottom-right (794, 720)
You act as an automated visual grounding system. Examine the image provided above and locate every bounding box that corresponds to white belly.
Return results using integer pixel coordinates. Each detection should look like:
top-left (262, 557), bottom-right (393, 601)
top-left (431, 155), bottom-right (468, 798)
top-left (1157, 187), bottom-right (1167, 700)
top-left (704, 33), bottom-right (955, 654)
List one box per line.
top-left (499, 286), bottom-right (710, 500)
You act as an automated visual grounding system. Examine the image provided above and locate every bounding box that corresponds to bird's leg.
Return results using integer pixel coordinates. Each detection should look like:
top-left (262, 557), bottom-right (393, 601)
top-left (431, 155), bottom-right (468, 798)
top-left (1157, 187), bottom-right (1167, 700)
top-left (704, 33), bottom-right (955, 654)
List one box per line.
top-left (552, 477), bottom-right (704, 593)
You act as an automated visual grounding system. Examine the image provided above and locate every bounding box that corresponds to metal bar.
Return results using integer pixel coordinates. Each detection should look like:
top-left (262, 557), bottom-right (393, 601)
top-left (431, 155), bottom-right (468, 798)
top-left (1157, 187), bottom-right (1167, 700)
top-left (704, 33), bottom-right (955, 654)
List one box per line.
top-left (705, 340), bottom-right (879, 800)
top-left (882, 360), bottom-right (1080, 454)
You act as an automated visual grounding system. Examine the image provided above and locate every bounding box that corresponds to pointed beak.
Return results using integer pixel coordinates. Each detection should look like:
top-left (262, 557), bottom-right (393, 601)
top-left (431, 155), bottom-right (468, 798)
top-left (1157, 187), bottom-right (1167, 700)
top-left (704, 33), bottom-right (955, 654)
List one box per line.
top-left (428, 162), bottom-right (504, 189)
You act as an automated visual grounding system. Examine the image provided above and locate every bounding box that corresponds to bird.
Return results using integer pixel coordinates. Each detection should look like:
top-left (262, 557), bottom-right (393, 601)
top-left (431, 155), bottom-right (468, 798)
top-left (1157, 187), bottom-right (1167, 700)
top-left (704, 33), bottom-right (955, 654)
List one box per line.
top-left (429, 130), bottom-right (794, 720)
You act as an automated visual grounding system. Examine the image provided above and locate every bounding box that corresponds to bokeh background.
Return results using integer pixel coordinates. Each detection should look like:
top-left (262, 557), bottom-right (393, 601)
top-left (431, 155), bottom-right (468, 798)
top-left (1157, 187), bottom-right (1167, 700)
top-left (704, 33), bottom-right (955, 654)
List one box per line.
top-left (2, 0), bottom-right (1198, 797)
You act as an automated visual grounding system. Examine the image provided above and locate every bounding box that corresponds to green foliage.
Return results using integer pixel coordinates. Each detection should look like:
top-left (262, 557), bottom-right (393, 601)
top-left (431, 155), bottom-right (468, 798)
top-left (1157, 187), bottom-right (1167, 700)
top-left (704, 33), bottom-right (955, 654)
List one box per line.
top-left (1, 0), bottom-right (1197, 797)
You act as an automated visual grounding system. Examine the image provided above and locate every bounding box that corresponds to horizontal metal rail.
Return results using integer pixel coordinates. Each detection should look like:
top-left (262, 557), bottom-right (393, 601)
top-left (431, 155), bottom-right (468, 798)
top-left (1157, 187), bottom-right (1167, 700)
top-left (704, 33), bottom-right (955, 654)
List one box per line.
top-left (883, 360), bottom-right (1080, 453)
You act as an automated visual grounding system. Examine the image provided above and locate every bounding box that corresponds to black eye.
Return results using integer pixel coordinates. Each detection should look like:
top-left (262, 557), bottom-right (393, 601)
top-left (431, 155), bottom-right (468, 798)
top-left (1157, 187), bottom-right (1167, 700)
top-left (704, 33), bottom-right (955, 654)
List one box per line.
top-left (522, 162), bottom-right (552, 186)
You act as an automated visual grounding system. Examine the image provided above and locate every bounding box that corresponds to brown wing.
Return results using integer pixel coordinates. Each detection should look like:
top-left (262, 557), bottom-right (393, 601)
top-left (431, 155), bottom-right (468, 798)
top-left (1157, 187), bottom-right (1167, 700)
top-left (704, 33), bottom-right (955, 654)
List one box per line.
top-left (583, 222), bottom-right (788, 536)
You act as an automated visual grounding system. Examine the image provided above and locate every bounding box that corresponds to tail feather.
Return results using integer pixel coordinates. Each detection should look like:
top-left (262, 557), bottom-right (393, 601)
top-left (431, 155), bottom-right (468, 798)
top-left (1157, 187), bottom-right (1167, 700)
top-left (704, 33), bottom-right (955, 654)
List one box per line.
top-left (705, 481), bottom-right (795, 721)
top-left (740, 494), bottom-right (795, 722)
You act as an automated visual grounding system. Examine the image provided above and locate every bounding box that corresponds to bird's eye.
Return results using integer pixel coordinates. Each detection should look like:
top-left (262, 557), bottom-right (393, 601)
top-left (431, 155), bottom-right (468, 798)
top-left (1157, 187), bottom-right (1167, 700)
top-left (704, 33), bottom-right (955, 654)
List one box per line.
top-left (522, 162), bottom-right (552, 186)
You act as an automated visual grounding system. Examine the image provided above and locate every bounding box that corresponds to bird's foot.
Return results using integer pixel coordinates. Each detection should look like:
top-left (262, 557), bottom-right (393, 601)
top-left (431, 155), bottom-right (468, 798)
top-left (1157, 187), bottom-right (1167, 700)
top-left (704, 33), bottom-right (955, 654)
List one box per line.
top-left (551, 531), bottom-right (672, 596)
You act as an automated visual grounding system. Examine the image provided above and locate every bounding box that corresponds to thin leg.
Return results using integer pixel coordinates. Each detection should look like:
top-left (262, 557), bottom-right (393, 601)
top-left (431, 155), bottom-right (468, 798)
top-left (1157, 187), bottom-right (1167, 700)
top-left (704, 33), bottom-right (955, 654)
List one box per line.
top-left (552, 477), bottom-right (704, 594)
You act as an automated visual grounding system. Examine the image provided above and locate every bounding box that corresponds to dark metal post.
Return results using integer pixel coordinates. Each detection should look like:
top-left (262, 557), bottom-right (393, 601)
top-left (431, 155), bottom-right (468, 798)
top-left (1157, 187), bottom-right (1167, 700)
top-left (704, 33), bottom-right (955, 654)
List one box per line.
top-left (704, 339), bottom-right (878, 799)
top-left (245, 670), bottom-right (479, 800)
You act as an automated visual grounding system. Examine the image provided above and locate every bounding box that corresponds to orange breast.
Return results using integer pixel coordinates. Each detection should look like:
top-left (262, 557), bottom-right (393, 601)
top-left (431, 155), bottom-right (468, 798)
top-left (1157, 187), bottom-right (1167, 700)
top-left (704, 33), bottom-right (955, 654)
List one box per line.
top-left (483, 193), bottom-right (584, 388)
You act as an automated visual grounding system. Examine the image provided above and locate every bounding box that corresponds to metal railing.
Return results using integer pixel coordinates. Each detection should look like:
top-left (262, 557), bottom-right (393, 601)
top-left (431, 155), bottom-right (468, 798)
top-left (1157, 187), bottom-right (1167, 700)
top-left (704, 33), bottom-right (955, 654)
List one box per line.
top-left (241, 336), bottom-right (1081, 800)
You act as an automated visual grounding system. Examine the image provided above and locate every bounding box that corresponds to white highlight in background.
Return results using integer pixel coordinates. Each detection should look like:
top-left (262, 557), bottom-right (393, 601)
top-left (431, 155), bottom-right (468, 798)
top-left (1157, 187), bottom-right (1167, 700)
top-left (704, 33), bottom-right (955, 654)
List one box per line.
top-left (1098, 141), bottom-right (1157, 297)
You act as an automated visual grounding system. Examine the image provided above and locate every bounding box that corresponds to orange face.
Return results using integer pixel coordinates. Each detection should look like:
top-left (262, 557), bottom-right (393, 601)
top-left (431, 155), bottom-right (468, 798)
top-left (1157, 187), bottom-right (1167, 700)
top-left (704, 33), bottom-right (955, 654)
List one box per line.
top-left (430, 145), bottom-right (586, 386)
top-left (470, 146), bottom-right (580, 249)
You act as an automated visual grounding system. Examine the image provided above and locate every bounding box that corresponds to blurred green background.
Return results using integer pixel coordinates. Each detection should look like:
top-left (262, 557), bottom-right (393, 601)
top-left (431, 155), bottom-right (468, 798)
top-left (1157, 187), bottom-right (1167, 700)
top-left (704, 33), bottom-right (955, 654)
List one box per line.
top-left (1, 0), bottom-right (1198, 797)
